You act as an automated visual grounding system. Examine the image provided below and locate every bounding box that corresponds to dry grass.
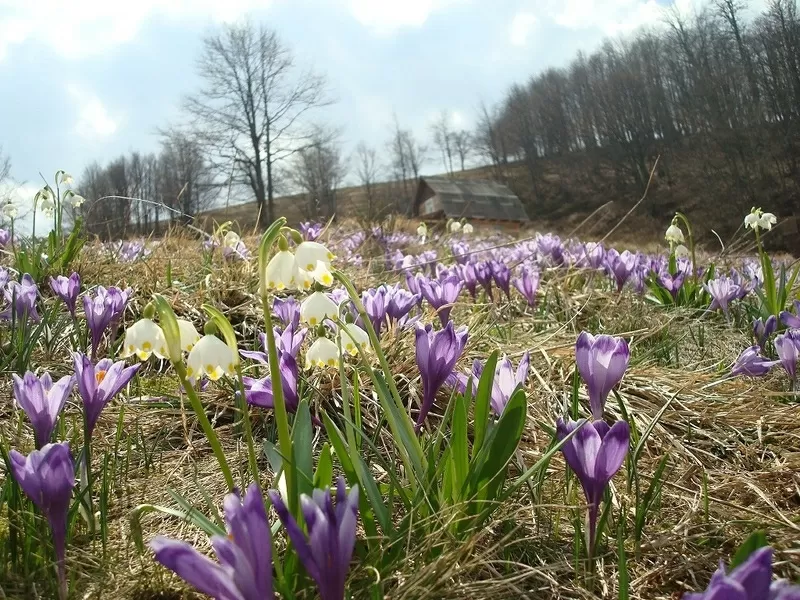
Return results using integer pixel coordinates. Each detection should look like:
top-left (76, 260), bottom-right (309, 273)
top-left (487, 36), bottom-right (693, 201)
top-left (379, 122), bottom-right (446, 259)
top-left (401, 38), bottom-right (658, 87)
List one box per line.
top-left (2, 218), bottom-right (799, 599)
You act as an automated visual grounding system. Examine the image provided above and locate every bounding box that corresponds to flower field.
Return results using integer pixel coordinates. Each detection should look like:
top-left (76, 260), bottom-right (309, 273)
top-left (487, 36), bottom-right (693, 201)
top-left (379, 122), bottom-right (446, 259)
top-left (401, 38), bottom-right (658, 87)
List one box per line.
top-left (2, 175), bottom-right (800, 599)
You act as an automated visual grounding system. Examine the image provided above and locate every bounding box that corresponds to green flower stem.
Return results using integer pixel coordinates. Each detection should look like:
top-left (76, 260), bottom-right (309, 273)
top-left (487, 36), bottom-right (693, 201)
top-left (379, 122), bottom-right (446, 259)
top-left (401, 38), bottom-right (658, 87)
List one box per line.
top-left (675, 212), bottom-right (697, 285)
top-left (261, 295), bottom-right (296, 517)
top-left (82, 418), bottom-right (96, 535)
top-left (235, 366), bottom-right (261, 489)
top-left (173, 361), bottom-right (235, 491)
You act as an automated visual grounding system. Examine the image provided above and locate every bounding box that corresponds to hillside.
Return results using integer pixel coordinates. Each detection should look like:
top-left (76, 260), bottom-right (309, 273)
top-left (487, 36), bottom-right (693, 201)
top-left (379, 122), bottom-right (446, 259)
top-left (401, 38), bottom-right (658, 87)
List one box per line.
top-left (199, 144), bottom-right (800, 253)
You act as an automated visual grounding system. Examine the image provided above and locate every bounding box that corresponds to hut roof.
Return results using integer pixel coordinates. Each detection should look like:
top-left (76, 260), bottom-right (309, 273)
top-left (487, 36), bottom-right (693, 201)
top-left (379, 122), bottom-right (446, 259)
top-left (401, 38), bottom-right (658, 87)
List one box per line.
top-left (415, 176), bottom-right (528, 222)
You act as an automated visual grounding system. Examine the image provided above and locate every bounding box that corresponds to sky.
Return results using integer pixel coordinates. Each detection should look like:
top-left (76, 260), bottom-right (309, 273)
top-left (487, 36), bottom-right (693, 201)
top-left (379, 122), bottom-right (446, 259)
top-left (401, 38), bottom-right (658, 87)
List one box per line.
top-left (0, 0), bottom-right (750, 230)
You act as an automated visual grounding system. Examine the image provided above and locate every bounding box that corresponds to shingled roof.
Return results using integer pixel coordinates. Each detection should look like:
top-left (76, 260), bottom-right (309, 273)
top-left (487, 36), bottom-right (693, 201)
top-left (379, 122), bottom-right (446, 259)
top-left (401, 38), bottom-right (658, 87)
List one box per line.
top-left (413, 176), bottom-right (528, 222)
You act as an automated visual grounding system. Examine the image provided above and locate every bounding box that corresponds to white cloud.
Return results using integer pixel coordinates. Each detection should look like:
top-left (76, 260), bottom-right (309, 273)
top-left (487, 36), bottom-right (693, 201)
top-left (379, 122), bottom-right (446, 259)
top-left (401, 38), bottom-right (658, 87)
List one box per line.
top-left (509, 12), bottom-right (538, 46)
top-left (67, 84), bottom-right (119, 139)
top-left (0, 0), bottom-right (272, 61)
top-left (346, 0), bottom-right (468, 35)
top-left (542, 0), bottom-right (664, 36)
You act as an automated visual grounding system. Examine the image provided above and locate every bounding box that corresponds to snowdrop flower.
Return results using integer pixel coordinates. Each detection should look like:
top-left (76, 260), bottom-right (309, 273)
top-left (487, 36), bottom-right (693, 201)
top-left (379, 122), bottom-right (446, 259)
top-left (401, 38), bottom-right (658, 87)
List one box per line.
top-left (745, 207), bottom-right (778, 231)
top-left (300, 292), bottom-right (338, 326)
top-left (176, 319), bottom-right (201, 352)
top-left (295, 241), bottom-right (334, 273)
top-left (462, 223), bottom-right (473, 235)
top-left (309, 260), bottom-right (334, 287)
top-left (222, 231), bottom-right (241, 248)
top-left (60, 172), bottom-right (73, 185)
top-left (450, 221), bottom-right (462, 233)
top-left (264, 250), bottom-right (298, 291)
top-left (68, 194), bottom-right (85, 208)
top-left (339, 323), bottom-right (370, 356)
top-left (121, 318), bottom-right (168, 361)
top-left (187, 335), bottom-right (237, 381)
top-left (759, 212), bottom-right (777, 230)
top-left (674, 244), bottom-right (690, 260)
top-left (306, 337), bottom-right (340, 369)
top-left (665, 223), bottom-right (684, 244)
top-left (3, 203), bottom-right (18, 218)
top-left (417, 223), bottom-right (427, 240)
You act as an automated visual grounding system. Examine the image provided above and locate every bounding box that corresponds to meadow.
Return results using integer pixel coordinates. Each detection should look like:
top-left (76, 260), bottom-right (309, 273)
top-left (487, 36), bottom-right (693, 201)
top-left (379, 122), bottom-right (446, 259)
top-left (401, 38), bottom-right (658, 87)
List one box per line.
top-left (1, 173), bottom-right (800, 599)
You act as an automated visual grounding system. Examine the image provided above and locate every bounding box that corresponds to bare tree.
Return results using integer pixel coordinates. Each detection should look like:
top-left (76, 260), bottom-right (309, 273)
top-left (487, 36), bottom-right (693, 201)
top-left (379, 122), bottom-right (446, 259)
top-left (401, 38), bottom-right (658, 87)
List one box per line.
top-left (452, 130), bottom-right (472, 171)
top-left (387, 115), bottom-right (425, 210)
top-left (430, 110), bottom-right (455, 174)
top-left (354, 142), bottom-right (383, 219)
top-left (290, 128), bottom-right (347, 220)
top-left (183, 21), bottom-right (331, 228)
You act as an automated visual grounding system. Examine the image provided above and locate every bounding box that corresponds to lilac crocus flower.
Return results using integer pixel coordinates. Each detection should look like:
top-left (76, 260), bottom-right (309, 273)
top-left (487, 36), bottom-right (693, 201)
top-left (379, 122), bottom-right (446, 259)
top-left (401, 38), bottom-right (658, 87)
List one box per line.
top-left (13, 372), bottom-right (75, 449)
top-left (386, 287), bottom-right (419, 323)
top-left (414, 321), bottom-right (468, 431)
top-left (50, 273), bottom-right (81, 316)
top-left (362, 287), bottom-right (388, 335)
top-left (242, 353), bottom-right (300, 412)
top-left (575, 332), bottom-right (630, 420)
top-left (512, 267), bottom-right (540, 307)
top-left (780, 301), bottom-right (800, 329)
top-left (151, 483), bottom-right (274, 600)
top-left (73, 353), bottom-right (140, 437)
top-left (705, 276), bottom-right (741, 318)
top-left (1, 273), bottom-right (40, 322)
top-left (240, 326), bottom-right (307, 364)
top-left (753, 315), bottom-right (777, 350)
top-left (299, 221), bottom-right (323, 241)
top-left (82, 288), bottom-right (117, 358)
top-left (775, 330), bottom-right (800, 381)
top-left (273, 296), bottom-right (301, 329)
top-left (606, 250), bottom-right (637, 292)
top-left (731, 346), bottom-right (778, 377)
top-left (657, 271), bottom-right (685, 301)
top-left (475, 261), bottom-right (494, 300)
top-left (418, 275), bottom-right (463, 327)
top-left (491, 261), bottom-right (512, 298)
top-left (405, 271), bottom-right (422, 296)
top-left (10, 442), bottom-right (75, 600)
top-left (556, 419), bottom-right (629, 555)
top-left (270, 477), bottom-right (359, 600)
top-left (464, 353), bottom-right (530, 415)
top-left (0, 228), bottom-right (10, 248)
top-left (683, 546), bottom-right (800, 599)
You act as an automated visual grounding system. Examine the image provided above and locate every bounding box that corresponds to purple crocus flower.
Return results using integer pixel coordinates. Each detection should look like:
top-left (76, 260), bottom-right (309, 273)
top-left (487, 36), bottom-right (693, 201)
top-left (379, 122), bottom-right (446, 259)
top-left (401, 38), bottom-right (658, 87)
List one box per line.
top-left (780, 301), bottom-right (800, 329)
top-left (575, 332), bottom-right (630, 420)
top-left (460, 263), bottom-right (478, 298)
top-left (475, 261), bottom-right (494, 301)
top-left (241, 326), bottom-right (307, 364)
top-left (491, 261), bottom-right (512, 298)
top-left (705, 276), bottom-right (741, 318)
top-left (273, 296), bottom-right (301, 329)
top-left (50, 273), bottom-right (81, 316)
top-left (585, 242), bottom-right (606, 270)
top-left (731, 346), bottom-right (778, 377)
top-left (10, 443), bottom-right (75, 600)
top-left (362, 287), bottom-right (388, 336)
top-left (606, 250), bottom-right (637, 292)
top-left (0, 228), bottom-right (10, 248)
top-left (414, 321), bottom-right (468, 431)
top-left (683, 546), bottom-right (800, 599)
top-left (299, 221), bottom-right (323, 241)
top-left (657, 271), bottom-right (685, 300)
top-left (463, 353), bottom-right (530, 415)
top-left (151, 483), bottom-right (274, 600)
top-left (242, 353), bottom-right (300, 412)
top-left (1, 273), bottom-right (40, 322)
top-left (512, 267), bottom-right (540, 307)
top-left (775, 330), bottom-right (800, 381)
top-left (13, 372), bottom-right (75, 449)
top-left (753, 315), bottom-right (777, 350)
top-left (269, 477), bottom-right (359, 600)
top-left (418, 275), bottom-right (463, 327)
top-left (556, 419), bottom-right (629, 556)
top-left (73, 353), bottom-right (140, 437)
top-left (405, 271), bottom-right (422, 296)
top-left (386, 287), bottom-right (419, 323)
top-left (82, 287), bottom-right (117, 358)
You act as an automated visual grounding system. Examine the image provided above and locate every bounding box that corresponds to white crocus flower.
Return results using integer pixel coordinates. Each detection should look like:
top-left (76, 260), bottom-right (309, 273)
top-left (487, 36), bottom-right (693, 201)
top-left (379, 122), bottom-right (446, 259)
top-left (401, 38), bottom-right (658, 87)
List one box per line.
top-left (450, 221), bottom-right (462, 233)
top-left (69, 194), bottom-right (86, 208)
top-left (339, 323), bottom-right (370, 356)
top-left (674, 244), bottom-right (690, 260)
top-left (3, 203), bottom-right (18, 218)
top-left (121, 318), bottom-right (168, 361)
top-left (187, 335), bottom-right (237, 381)
top-left (264, 250), bottom-right (297, 291)
top-left (300, 291), bottom-right (338, 326)
top-left (295, 241), bottom-right (335, 273)
top-left (758, 212), bottom-right (777, 230)
top-left (176, 319), bottom-right (201, 352)
top-left (309, 260), bottom-right (334, 287)
top-left (305, 337), bottom-right (340, 369)
top-left (665, 224), bottom-right (684, 244)
top-left (462, 223), bottom-right (473, 235)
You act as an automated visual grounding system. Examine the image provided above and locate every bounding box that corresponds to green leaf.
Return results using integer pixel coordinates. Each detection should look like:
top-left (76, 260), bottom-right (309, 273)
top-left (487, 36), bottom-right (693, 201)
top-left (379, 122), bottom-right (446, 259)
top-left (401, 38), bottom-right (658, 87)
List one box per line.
top-left (314, 443), bottom-right (333, 489)
top-left (451, 388), bottom-right (469, 494)
top-left (473, 351), bottom-right (498, 459)
top-left (618, 517), bottom-right (629, 600)
top-left (167, 489), bottom-right (227, 537)
top-left (292, 399), bottom-right (314, 500)
top-left (634, 454), bottom-right (669, 543)
top-left (729, 530), bottom-right (768, 570)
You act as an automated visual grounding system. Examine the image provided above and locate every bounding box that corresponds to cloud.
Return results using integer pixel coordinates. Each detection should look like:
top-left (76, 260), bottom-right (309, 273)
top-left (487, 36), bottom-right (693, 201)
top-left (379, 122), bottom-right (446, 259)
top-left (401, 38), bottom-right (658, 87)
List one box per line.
top-left (346, 0), bottom-right (468, 35)
top-left (509, 12), bottom-right (538, 46)
top-left (0, 0), bottom-right (272, 62)
top-left (542, 0), bottom-right (664, 35)
top-left (67, 84), bottom-right (118, 139)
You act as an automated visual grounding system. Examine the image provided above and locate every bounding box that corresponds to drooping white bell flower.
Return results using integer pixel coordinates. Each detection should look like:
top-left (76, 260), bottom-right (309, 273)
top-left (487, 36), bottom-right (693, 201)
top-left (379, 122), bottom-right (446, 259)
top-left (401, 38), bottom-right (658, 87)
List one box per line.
top-left (60, 172), bottom-right (73, 185)
top-left (68, 194), bottom-right (86, 208)
top-left (222, 231), bottom-right (241, 248)
top-left (300, 291), bottom-right (338, 326)
top-left (264, 250), bottom-right (298, 291)
top-left (339, 323), bottom-right (370, 356)
top-left (186, 335), bottom-right (237, 381)
top-left (450, 221), bottom-right (462, 233)
top-left (665, 223), bottom-right (684, 244)
top-left (121, 318), bottom-right (168, 361)
top-left (295, 241), bottom-right (334, 273)
top-left (462, 223), bottom-right (473, 235)
top-left (674, 244), bottom-right (690, 260)
top-left (305, 337), bottom-right (340, 369)
top-left (417, 223), bottom-right (428, 239)
top-left (3, 203), bottom-right (18, 218)
top-left (176, 319), bottom-right (201, 352)
top-left (309, 260), bottom-right (334, 287)
top-left (758, 212), bottom-right (777, 230)
top-left (744, 211), bottom-right (760, 230)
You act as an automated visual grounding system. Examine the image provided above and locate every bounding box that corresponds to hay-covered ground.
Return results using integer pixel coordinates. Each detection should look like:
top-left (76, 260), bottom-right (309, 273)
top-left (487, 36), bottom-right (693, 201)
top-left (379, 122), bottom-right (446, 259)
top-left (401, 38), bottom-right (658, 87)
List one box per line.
top-left (2, 218), bottom-right (799, 600)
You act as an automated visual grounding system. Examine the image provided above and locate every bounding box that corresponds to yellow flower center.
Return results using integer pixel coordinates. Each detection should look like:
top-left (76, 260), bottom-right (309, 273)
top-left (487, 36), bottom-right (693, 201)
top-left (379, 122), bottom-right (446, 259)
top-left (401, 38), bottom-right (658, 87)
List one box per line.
top-left (95, 370), bottom-right (107, 384)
